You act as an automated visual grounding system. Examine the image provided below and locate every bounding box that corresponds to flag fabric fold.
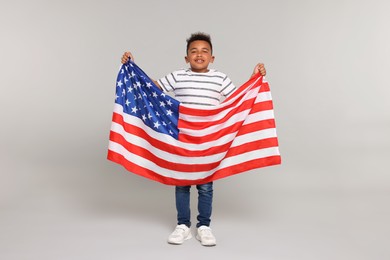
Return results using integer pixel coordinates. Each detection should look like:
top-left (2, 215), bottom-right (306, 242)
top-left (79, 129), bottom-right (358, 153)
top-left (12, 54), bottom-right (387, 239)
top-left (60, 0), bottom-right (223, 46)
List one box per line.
top-left (107, 61), bottom-right (281, 186)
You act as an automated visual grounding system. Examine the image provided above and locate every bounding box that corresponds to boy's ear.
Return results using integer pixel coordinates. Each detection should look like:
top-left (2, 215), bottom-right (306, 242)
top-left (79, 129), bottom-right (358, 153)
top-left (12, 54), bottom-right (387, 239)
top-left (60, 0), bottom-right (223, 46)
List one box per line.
top-left (185, 56), bottom-right (189, 63)
top-left (210, 56), bottom-right (215, 63)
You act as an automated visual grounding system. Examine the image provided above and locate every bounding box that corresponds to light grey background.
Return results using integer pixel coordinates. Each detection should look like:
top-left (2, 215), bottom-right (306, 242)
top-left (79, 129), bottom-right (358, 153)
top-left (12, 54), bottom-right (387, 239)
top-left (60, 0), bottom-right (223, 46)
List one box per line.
top-left (1, 0), bottom-right (389, 259)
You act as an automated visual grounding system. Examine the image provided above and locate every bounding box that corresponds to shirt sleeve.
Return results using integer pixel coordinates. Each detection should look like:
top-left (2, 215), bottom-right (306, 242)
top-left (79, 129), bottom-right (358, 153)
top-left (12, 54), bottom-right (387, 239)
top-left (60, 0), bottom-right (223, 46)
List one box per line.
top-left (157, 71), bottom-right (177, 92)
top-left (220, 75), bottom-right (236, 97)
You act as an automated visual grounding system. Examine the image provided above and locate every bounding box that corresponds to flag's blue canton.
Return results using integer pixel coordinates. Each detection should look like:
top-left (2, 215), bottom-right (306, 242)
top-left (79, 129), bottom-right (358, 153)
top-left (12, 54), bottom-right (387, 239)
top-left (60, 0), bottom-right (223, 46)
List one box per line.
top-left (115, 61), bottom-right (180, 139)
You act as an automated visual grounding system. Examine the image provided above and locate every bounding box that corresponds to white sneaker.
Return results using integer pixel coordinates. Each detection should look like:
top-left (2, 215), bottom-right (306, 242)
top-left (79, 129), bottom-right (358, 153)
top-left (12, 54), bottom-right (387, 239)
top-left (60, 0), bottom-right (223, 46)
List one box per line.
top-left (196, 226), bottom-right (216, 246)
top-left (167, 224), bottom-right (192, 245)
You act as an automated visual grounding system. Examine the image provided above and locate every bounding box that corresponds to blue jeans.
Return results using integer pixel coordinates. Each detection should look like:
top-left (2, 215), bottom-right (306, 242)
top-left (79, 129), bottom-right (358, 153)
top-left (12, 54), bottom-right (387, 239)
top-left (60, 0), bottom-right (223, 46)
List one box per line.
top-left (175, 182), bottom-right (213, 228)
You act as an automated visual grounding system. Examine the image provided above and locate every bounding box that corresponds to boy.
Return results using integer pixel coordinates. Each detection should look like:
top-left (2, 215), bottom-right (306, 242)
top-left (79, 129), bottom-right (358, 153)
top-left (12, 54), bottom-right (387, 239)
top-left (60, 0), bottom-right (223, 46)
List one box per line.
top-left (121, 32), bottom-right (266, 246)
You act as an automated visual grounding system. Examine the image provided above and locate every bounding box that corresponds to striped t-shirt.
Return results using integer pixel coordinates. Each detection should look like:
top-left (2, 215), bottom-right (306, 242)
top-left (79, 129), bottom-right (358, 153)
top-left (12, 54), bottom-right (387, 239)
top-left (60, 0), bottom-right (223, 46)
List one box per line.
top-left (157, 69), bottom-right (236, 107)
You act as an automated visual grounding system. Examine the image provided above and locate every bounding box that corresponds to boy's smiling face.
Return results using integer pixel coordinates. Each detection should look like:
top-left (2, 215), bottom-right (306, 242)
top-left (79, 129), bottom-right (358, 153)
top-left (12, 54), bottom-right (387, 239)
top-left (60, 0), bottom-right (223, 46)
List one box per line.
top-left (185, 40), bottom-right (215, 73)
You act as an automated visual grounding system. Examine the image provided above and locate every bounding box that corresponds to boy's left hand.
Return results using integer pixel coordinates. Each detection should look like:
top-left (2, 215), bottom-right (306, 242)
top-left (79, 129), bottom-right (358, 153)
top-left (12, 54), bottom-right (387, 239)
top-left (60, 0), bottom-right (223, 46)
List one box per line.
top-left (253, 63), bottom-right (266, 76)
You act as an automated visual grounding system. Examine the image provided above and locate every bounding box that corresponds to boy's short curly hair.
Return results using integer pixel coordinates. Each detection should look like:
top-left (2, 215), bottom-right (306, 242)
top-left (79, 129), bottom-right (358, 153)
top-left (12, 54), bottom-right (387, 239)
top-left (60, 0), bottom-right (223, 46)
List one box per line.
top-left (186, 32), bottom-right (213, 54)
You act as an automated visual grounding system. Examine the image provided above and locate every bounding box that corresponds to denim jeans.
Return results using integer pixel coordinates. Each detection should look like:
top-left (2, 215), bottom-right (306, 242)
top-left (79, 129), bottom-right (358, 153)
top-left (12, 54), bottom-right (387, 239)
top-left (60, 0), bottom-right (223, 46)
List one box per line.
top-left (175, 182), bottom-right (213, 228)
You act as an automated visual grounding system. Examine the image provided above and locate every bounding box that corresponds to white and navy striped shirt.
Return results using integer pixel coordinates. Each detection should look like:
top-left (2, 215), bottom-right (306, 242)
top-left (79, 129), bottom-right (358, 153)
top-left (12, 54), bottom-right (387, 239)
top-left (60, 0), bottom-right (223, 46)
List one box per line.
top-left (157, 69), bottom-right (236, 107)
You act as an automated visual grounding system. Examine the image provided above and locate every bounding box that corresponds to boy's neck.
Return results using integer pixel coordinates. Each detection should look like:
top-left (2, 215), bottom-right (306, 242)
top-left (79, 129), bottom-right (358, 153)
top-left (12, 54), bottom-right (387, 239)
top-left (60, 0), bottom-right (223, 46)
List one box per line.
top-left (190, 68), bottom-right (210, 73)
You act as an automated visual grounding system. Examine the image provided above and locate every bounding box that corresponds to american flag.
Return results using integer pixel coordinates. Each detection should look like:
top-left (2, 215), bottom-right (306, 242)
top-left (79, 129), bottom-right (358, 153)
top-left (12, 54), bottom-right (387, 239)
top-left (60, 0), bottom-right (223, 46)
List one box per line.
top-left (107, 60), bottom-right (281, 185)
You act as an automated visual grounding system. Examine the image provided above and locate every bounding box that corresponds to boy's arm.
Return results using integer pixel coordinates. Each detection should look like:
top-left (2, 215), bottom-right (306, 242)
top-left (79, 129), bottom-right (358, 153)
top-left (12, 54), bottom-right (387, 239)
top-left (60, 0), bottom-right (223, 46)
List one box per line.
top-left (121, 51), bottom-right (162, 90)
top-left (251, 63), bottom-right (266, 78)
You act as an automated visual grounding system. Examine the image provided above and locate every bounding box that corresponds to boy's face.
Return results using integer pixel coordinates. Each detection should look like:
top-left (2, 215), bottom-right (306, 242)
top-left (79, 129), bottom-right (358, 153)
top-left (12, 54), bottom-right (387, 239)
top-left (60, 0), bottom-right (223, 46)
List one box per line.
top-left (185, 40), bottom-right (215, 73)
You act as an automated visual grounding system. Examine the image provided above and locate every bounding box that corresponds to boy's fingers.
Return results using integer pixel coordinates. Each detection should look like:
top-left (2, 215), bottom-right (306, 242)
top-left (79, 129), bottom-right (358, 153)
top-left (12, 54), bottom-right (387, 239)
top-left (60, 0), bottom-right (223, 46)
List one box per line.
top-left (121, 55), bottom-right (129, 64)
top-left (125, 51), bottom-right (134, 60)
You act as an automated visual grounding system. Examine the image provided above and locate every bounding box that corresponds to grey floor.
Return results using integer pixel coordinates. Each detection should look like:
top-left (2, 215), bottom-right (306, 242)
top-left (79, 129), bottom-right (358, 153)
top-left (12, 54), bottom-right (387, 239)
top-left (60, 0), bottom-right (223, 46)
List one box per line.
top-left (1, 145), bottom-right (389, 260)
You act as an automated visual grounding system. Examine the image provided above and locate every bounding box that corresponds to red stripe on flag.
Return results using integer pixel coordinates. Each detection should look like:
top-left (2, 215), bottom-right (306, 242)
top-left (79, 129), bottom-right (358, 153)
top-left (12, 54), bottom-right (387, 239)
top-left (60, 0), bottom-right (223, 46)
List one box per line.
top-left (209, 155), bottom-right (281, 182)
top-left (236, 119), bottom-right (276, 137)
top-left (178, 97), bottom-right (256, 129)
top-left (225, 137), bottom-right (279, 158)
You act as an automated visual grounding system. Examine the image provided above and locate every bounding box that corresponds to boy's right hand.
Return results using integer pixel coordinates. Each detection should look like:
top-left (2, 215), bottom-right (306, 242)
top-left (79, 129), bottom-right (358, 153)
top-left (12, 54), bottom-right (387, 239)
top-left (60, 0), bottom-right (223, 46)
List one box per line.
top-left (121, 51), bottom-right (134, 64)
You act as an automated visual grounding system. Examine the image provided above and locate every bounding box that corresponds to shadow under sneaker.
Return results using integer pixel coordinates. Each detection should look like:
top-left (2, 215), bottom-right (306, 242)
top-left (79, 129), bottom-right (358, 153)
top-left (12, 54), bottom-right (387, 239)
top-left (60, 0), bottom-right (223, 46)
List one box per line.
top-left (196, 226), bottom-right (216, 246)
top-left (167, 224), bottom-right (192, 245)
